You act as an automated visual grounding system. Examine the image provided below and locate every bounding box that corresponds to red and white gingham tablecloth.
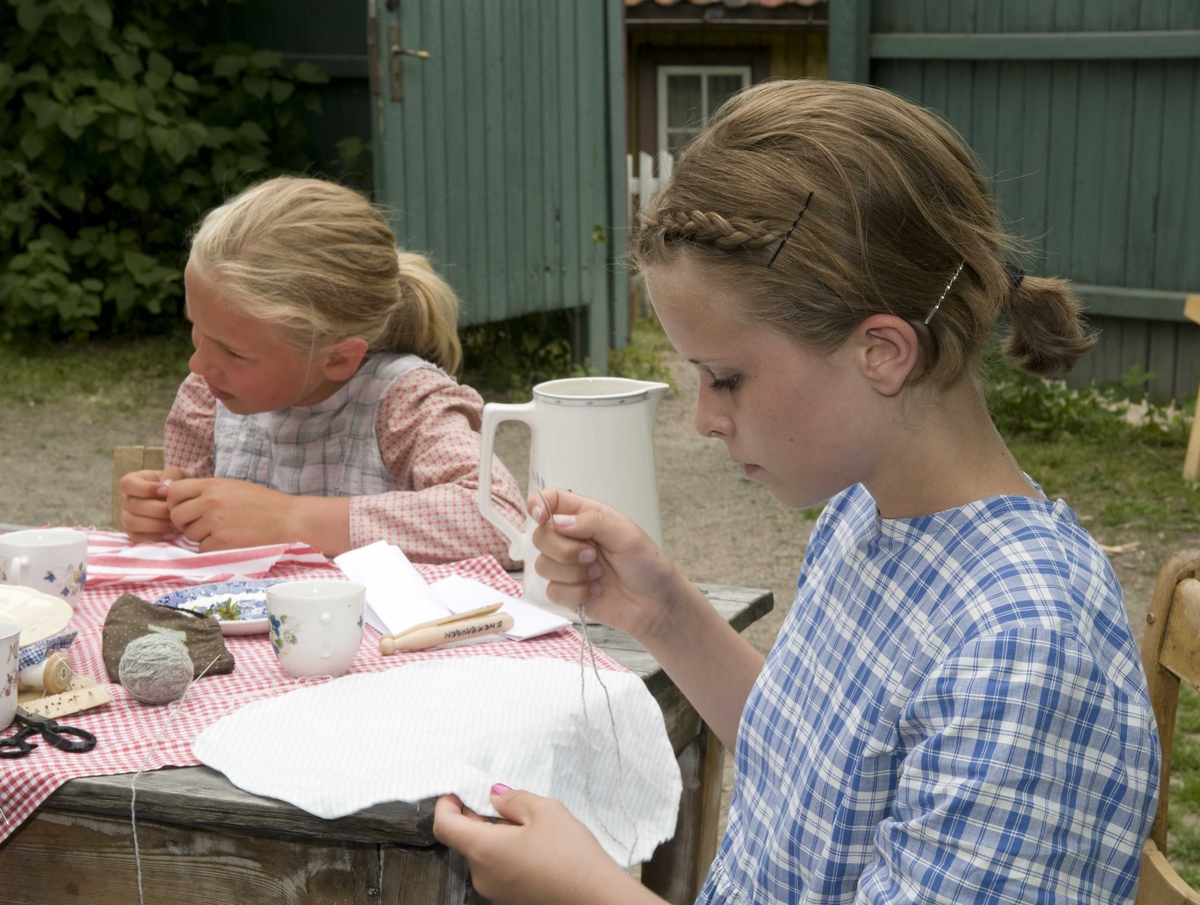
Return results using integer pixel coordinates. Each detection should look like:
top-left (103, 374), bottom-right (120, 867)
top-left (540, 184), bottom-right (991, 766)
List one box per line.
top-left (0, 531), bottom-right (621, 844)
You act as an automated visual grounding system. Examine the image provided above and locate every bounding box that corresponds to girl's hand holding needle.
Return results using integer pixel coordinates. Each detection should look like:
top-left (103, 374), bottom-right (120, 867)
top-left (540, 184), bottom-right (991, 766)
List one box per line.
top-left (527, 488), bottom-right (690, 643)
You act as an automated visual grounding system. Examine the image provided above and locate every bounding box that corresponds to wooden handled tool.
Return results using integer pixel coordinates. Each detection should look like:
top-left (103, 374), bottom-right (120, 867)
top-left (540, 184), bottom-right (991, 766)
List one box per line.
top-left (379, 603), bottom-right (512, 655)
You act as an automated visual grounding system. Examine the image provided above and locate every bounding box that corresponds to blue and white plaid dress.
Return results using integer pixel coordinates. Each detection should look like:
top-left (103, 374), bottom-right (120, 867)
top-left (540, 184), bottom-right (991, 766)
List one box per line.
top-left (699, 484), bottom-right (1160, 905)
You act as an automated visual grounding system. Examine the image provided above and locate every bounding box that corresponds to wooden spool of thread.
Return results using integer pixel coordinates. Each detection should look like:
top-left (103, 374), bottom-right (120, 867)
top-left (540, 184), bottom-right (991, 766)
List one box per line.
top-left (19, 651), bottom-right (73, 694)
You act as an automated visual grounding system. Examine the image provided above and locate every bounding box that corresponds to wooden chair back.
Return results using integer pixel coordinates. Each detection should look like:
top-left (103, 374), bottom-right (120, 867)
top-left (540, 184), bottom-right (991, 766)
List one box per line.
top-left (1137, 549), bottom-right (1200, 904)
top-left (111, 446), bottom-right (165, 530)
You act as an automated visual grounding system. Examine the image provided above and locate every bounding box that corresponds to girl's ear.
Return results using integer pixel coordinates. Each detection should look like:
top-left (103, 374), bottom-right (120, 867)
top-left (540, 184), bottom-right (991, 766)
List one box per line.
top-left (853, 314), bottom-right (920, 397)
top-left (321, 337), bottom-right (370, 382)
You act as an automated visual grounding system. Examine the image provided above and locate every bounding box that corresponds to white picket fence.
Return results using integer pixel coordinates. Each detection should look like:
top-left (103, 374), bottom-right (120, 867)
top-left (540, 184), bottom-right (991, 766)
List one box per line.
top-left (627, 151), bottom-right (674, 216)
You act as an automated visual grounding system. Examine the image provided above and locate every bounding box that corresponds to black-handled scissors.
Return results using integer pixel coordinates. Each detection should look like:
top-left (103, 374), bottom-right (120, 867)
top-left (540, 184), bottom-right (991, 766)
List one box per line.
top-left (0, 707), bottom-right (96, 758)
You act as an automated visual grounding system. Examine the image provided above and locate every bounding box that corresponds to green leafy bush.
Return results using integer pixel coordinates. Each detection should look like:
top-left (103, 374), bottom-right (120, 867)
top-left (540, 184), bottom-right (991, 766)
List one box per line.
top-left (984, 352), bottom-right (1192, 446)
top-left (0, 0), bottom-right (328, 340)
top-left (461, 312), bottom-right (676, 401)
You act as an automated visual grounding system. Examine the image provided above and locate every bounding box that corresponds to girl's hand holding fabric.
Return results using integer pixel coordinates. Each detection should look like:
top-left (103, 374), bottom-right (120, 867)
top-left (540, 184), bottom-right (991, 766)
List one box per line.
top-left (164, 478), bottom-right (350, 553)
top-left (529, 488), bottom-right (688, 642)
top-left (119, 466), bottom-right (189, 543)
top-left (432, 786), bottom-right (662, 905)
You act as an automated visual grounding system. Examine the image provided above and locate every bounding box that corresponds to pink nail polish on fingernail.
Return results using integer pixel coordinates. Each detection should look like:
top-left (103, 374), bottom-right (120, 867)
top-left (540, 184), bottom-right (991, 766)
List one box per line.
top-left (590, 583), bottom-right (603, 597)
top-left (587, 564), bottom-right (602, 580)
top-left (491, 783), bottom-right (511, 796)
top-left (552, 514), bottom-right (576, 528)
top-left (531, 505), bottom-right (544, 522)
top-left (578, 547), bottom-right (597, 564)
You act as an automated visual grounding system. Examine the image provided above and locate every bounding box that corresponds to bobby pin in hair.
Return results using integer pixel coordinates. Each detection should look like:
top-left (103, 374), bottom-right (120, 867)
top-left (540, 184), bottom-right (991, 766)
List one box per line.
top-left (766, 191), bottom-right (814, 269)
top-left (1003, 262), bottom-right (1025, 294)
top-left (924, 261), bottom-right (965, 325)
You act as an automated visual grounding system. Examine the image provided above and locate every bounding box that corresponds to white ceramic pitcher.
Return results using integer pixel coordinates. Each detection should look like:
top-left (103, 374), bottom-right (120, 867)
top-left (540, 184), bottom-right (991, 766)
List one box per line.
top-left (478, 377), bottom-right (670, 618)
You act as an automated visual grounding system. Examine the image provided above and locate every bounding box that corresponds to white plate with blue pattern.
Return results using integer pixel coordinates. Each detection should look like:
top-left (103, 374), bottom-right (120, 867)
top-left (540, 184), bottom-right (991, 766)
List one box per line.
top-left (154, 579), bottom-right (285, 636)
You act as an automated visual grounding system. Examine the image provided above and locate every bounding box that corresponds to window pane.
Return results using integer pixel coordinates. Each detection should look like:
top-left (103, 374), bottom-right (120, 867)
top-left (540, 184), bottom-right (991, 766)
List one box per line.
top-left (667, 128), bottom-right (702, 157)
top-left (707, 74), bottom-right (746, 117)
top-left (666, 74), bottom-right (703, 130)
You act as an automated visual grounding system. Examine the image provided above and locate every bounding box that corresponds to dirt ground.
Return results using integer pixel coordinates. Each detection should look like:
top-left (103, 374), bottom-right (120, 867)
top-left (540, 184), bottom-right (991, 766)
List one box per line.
top-left (0, 349), bottom-right (1195, 839)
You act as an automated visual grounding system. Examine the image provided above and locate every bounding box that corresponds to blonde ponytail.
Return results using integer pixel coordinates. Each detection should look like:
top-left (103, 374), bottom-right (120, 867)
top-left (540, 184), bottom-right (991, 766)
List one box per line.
top-left (1001, 275), bottom-right (1096, 376)
top-left (385, 251), bottom-right (463, 374)
top-left (189, 176), bottom-right (463, 373)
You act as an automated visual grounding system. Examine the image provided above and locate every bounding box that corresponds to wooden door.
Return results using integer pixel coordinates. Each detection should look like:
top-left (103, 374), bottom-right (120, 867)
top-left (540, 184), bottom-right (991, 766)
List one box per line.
top-left (368, 0), bottom-right (629, 361)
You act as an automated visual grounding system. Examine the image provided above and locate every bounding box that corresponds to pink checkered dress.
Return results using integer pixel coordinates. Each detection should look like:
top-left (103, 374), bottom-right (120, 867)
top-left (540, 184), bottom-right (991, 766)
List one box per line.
top-left (164, 356), bottom-right (527, 566)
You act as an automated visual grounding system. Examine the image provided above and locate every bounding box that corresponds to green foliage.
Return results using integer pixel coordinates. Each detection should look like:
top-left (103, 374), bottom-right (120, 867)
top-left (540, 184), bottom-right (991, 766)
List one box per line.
top-left (460, 310), bottom-right (580, 401)
top-left (985, 351), bottom-right (1192, 447)
top-left (462, 311), bottom-right (676, 401)
top-left (0, 0), bottom-right (328, 340)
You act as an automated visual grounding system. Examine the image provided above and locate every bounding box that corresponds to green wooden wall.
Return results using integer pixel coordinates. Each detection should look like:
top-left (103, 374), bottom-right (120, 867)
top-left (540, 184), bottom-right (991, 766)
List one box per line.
top-left (369, 0), bottom-right (629, 360)
top-left (829, 0), bottom-right (1200, 402)
top-left (210, 0), bottom-right (629, 362)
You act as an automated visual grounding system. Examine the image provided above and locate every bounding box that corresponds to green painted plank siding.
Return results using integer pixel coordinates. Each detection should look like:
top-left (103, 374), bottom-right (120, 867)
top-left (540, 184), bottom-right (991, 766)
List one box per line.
top-left (370, 0), bottom-right (627, 356)
top-left (827, 0), bottom-right (1200, 400)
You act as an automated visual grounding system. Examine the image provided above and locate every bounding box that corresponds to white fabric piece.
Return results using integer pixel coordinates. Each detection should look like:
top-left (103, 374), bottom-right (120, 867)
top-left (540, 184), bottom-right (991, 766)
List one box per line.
top-left (193, 656), bottom-right (682, 865)
top-left (334, 541), bottom-right (444, 635)
top-left (430, 574), bottom-right (570, 640)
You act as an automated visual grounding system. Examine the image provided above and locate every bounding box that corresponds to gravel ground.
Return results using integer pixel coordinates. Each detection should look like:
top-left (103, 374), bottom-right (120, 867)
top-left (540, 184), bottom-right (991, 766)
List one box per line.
top-left (0, 350), bottom-right (1195, 841)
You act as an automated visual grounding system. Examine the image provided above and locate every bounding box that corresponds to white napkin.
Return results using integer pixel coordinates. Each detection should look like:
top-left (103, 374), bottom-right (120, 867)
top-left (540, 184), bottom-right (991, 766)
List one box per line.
top-left (193, 656), bottom-right (681, 865)
top-left (334, 541), bottom-right (444, 635)
top-left (430, 574), bottom-right (569, 641)
top-left (335, 542), bottom-right (570, 641)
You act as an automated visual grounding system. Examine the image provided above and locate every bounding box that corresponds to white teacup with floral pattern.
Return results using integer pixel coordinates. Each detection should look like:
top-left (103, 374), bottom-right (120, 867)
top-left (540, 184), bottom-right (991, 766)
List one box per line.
top-left (0, 528), bottom-right (88, 608)
top-left (266, 580), bottom-right (365, 679)
top-left (1, 620), bottom-right (20, 732)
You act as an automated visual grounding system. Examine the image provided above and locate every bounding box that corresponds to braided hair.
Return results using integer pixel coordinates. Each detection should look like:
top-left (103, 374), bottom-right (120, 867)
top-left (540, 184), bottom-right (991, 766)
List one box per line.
top-left (633, 80), bottom-right (1094, 383)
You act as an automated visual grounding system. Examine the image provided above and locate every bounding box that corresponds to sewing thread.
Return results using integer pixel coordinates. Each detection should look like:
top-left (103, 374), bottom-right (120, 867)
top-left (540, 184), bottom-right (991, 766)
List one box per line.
top-left (130, 653), bottom-right (221, 905)
top-left (540, 490), bottom-right (639, 866)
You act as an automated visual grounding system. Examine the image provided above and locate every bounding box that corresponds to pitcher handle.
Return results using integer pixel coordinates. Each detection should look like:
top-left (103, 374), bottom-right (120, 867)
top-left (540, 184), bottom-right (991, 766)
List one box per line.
top-left (478, 401), bottom-right (537, 563)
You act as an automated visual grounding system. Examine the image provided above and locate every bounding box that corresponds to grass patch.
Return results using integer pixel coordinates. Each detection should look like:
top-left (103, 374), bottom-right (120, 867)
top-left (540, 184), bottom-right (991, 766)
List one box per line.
top-left (1010, 434), bottom-right (1200, 536)
top-left (0, 330), bottom-right (193, 412)
top-left (1169, 685), bottom-right (1200, 887)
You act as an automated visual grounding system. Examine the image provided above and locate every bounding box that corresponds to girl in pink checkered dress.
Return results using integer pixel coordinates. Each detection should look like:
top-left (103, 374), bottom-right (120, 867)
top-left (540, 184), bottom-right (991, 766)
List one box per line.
top-left (118, 177), bottom-right (526, 564)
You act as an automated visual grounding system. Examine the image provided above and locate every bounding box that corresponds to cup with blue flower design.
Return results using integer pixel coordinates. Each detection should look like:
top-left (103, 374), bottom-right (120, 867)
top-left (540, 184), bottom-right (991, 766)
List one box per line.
top-left (0, 528), bottom-right (88, 609)
top-left (266, 580), bottom-right (365, 679)
top-left (1, 621), bottom-right (20, 731)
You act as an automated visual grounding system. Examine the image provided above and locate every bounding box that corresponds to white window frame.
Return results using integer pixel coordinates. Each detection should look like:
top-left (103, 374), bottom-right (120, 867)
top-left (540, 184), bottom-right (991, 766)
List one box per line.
top-left (657, 65), bottom-right (752, 161)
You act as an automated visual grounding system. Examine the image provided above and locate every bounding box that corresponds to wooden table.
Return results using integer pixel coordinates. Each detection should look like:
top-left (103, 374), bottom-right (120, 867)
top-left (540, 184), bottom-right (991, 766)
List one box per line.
top-left (1, 584), bottom-right (772, 905)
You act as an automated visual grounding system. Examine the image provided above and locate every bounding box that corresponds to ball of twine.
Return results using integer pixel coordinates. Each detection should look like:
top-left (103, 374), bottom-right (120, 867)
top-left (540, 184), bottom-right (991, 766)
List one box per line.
top-left (119, 634), bottom-right (194, 705)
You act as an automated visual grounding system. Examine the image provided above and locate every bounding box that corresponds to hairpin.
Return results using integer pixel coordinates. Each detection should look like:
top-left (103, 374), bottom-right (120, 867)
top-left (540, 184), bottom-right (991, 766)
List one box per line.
top-left (1003, 262), bottom-right (1025, 293)
top-left (766, 191), bottom-right (814, 269)
top-left (924, 261), bottom-right (965, 325)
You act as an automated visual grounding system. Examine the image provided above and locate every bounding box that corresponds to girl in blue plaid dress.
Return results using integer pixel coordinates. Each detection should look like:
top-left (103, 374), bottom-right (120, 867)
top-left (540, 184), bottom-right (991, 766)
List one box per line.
top-left (434, 80), bottom-right (1161, 904)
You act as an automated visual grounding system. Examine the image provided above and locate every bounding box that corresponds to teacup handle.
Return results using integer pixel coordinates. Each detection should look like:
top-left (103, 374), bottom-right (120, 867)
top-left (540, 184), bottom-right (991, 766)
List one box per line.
top-left (8, 556), bottom-right (28, 585)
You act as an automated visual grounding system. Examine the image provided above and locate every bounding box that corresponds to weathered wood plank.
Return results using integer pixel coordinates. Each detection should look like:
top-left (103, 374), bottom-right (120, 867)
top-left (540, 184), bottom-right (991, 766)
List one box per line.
top-left (40, 765), bottom-right (437, 845)
top-left (557, 0), bottom-right (581, 311)
top-left (641, 726), bottom-right (724, 905)
top-left (1043, 60), bottom-right (1080, 276)
top-left (481, 0), bottom-right (508, 322)
top-left (380, 845), bottom-right (484, 904)
top-left (0, 810), bottom-right (378, 905)
top-left (461, 0), bottom-right (489, 323)
top-left (420, 0), bottom-right (449, 263)
top-left (521, 0), bottom-right (543, 313)
top-left (540, 0), bottom-right (562, 313)
top-left (1152, 61), bottom-right (1195, 290)
top-left (1096, 62), bottom-right (1135, 290)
